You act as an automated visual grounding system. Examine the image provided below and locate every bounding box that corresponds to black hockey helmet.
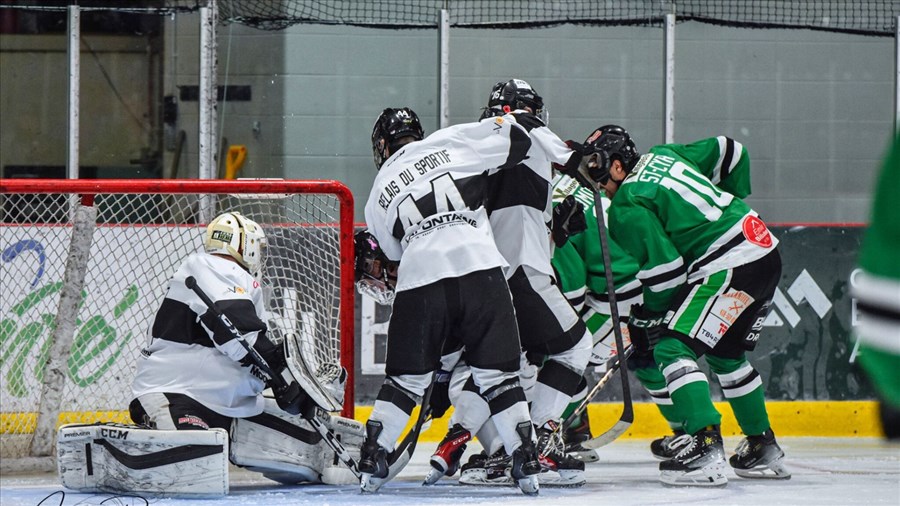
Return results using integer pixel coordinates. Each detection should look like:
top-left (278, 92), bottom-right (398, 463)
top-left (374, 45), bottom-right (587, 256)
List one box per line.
top-left (479, 79), bottom-right (546, 122)
top-left (582, 125), bottom-right (640, 184)
top-left (371, 107), bottom-right (425, 169)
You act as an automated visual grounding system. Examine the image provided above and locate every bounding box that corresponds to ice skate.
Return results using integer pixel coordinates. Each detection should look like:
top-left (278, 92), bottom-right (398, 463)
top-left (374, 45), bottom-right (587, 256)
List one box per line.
top-left (564, 414), bottom-right (599, 463)
top-left (651, 429), bottom-right (688, 460)
top-left (359, 421), bottom-right (390, 493)
top-left (423, 423), bottom-right (471, 485)
top-left (659, 426), bottom-right (728, 487)
top-left (730, 429), bottom-right (791, 479)
top-left (458, 449), bottom-right (513, 486)
top-left (536, 422), bottom-right (586, 487)
top-left (510, 422), bottom-right (541, 495)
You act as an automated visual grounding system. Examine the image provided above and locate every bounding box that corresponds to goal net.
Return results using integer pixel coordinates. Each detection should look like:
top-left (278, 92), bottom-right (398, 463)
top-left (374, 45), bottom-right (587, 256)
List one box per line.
top-left (0, 179), bottom-right (355, 470)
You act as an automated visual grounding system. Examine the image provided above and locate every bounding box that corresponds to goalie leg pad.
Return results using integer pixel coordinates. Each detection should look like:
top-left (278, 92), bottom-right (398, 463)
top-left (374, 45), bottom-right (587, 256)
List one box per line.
top-left (230, 397), bottom-right (364, 485)
top-left (231, 398), bottom-right (323, 484)
top-left (57, 423), bottom-right (228, 497)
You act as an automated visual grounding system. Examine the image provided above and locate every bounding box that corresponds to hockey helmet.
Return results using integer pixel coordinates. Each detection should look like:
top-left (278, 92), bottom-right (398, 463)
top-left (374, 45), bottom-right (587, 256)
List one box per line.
top-left (479, 78), bottom-right (546, 123)
top-left (371, 107), bottom-right (425, 169)
top-left (582, 125), bottom-right (640, 184)
top-left (204, 212), bottom-right (267, 277)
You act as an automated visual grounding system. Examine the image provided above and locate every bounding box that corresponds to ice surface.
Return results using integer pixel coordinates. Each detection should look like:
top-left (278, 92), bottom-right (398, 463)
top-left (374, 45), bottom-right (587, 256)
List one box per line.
top-left (2, 437), bottom-right (898, 506)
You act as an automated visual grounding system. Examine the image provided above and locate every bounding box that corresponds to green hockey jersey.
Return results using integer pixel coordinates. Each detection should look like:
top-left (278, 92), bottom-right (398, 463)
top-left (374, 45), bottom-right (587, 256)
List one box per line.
top-left (855, 133), bottom-right (900, 357)
top-left (551, 174), bottom-right (641, 315)
top-left (607, 139), bottom-right (777, 313)
top-left (660, 136), bottom-right (751, 199)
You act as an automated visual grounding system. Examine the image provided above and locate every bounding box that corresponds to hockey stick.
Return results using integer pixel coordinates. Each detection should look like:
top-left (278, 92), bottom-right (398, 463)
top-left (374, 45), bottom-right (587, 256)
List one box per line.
top-left (185, 276), bottom-right (361, 479)
top-left (560, 345), bottom-right (633, 434)
top-left (567, 169), bottom-right (634, 447)
top-left (360, 378), bottom-right (435, 491)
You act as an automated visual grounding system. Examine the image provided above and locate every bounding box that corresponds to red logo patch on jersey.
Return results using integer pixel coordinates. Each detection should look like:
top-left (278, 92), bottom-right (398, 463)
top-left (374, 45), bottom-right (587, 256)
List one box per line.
top-left (742, 215), bottom-right (773, 248)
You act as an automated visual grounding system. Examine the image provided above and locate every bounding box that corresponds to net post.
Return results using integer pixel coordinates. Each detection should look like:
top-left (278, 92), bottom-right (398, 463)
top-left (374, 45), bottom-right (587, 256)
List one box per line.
top-left (29, 202), bottom-right (98, 457)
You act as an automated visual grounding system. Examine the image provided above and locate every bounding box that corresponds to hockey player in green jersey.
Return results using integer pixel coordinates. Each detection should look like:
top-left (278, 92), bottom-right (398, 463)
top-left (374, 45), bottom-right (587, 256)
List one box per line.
top-left (854, 133), bottom-right (900, 440)
top-left (573, 125), bottom-right (790, 486)
top-left (550, 173), bottom-right (686, 462)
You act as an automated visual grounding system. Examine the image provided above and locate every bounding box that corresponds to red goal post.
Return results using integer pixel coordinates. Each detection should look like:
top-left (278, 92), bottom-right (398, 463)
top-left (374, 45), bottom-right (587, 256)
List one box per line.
top-left (0, 179), bottom-right (355, 467)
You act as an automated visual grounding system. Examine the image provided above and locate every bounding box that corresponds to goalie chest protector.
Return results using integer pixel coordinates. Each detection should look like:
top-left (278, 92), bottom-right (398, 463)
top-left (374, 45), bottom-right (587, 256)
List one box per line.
top-left (57, 423), bottom-right (229, 497)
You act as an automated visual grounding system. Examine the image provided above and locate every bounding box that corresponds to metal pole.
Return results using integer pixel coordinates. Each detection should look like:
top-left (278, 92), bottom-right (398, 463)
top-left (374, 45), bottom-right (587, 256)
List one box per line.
top-left (663, 11), bottom-right (675, 144)
top-left (67, 5), bottom-right (80, 180)
top-left (438, 9), bottom-right (450, 129)
top-left (894, 15), bottom-right (899, 137)
top-left (199, 1), bottom-right (218, 222)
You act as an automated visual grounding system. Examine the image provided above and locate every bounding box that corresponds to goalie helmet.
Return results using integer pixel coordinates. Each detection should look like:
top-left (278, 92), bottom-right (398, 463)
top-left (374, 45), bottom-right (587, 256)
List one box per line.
top-left (204, 212), bottom-right (267, 277)
top-left (371, 107), bottom-right (425, 170)
top-left (480, 78), bottom-right (547, 123)
top-left (582, 125), bottom-right (640, 184)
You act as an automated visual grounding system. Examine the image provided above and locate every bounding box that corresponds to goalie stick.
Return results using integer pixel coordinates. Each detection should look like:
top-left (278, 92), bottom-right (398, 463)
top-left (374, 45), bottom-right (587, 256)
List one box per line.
top-left (185, 276), bottom-right (361, 479)
top-left (565, 167), bottom-right (635, 448)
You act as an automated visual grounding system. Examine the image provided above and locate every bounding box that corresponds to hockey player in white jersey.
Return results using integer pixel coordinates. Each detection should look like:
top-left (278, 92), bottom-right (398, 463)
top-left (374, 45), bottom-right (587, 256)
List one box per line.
top-left (360, 107), bottom-right (544, 495)
top-left (131, 211), bottom-right (315, 430)
top-left (426, 79), bottom-right (590, 488)
top-left (81, 211), bottom-right (366, 494)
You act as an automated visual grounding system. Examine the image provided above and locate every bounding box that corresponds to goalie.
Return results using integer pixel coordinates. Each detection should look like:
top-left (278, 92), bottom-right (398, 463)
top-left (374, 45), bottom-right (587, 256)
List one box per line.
top-left (58, 211), bottom-right (363, 497)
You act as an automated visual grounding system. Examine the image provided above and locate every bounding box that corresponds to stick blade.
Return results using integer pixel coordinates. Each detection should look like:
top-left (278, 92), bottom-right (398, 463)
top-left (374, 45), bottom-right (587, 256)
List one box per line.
top-left (581, 419), bottom-right (633, 449)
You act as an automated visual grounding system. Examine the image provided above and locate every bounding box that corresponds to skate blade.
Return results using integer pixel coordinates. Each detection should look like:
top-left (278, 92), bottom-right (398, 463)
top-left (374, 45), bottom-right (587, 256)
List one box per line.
top-left (423, 467), bottom-right (445, 486)
top-left (360, 473), bottom-right (386, 493)
top-left (569, 450), bottom-right (600, 463)
top-left (660, 460), bottom-right (728, 487)
top-left (538, 469), bottom-right (586, 488)
top-left (733, 458), bottom-right (792, 480)
top-left (458, 469), bottom-right (515, 487)
top-left (516, 475), bottom-right (540, 496)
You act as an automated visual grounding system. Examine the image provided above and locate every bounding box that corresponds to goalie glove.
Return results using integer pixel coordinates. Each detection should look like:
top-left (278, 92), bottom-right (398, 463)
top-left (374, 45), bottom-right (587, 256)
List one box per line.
top-left (551, 195), bottom-right (587, 248)
top-left (272, 369), bottom-right (318, 419)
top-left (354, 230), bottom-right (398, 305)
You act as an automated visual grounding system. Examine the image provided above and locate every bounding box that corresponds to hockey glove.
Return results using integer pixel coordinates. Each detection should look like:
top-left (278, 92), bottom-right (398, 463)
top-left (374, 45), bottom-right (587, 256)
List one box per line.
top-left (627, 304), bottom-right (667, 355)
top-left (273, 373), bottom-right (318, 419)
top-left (551, 195), bottom-right (587, 248)
top-left (552, 140), bottom-right (586, 179)
top-left (428, 369), bottom-right (453, 419)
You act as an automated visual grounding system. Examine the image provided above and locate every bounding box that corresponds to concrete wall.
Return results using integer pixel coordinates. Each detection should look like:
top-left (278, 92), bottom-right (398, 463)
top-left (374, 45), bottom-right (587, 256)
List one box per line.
top-left (3, 16), bottom-right (895, 223)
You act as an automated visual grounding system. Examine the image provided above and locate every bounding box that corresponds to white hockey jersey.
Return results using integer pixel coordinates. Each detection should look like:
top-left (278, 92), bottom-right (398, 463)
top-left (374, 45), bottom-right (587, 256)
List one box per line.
top-left (132, 252), bottom-right (271, 418)
top-left (485, 111), bottom-right (575, 278)
top-left (364, 115), bottom-right (534, 292)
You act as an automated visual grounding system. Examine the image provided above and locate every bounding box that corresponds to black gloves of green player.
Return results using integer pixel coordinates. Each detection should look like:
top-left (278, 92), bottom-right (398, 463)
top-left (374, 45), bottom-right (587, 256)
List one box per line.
top-left (551, 195), bottom-right (587, 248)
top-left (273, 378), bottom-right (318, 419)
top-left (428, 369), bottom-right (453, 419)
top-left (626, 304), bottom-right (667, 371)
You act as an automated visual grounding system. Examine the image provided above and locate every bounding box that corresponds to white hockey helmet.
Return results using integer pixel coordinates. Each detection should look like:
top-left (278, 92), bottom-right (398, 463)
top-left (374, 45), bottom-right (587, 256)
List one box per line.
top-left (204, 212), bottom-right (267, 276)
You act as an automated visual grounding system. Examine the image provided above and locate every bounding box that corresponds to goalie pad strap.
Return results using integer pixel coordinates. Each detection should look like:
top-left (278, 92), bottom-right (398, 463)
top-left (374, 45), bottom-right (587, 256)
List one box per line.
top-left (91, 438), bottom-right (224, 470)
top-left (245, 412), bottom-right (321, 445)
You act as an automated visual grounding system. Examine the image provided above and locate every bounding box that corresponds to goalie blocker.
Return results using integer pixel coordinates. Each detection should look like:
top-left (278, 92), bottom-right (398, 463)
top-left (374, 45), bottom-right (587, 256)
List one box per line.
top-left (58, 398), bottom-right (364, 497)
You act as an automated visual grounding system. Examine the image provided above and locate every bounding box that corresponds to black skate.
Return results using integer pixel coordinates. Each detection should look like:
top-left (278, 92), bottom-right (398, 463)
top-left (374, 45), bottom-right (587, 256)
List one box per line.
top-left (729, 429), bottom-right (791, 479)
top-left (650, 429), bottom-right (688, 460)
top-left (659, 426), bottom-right (727, 487)
top-left (536, 422), bottom-right (586, 487)
top-left (458, 449), bottom-right (512, 486)
top-left (359, 420), bottom-right (390, 493)
top-left (564, 414), bottom-right (599, 463)
top-left (510, 422), bottom-right (541, 496)
top-left (424, 423), bottom-right (471, 485)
